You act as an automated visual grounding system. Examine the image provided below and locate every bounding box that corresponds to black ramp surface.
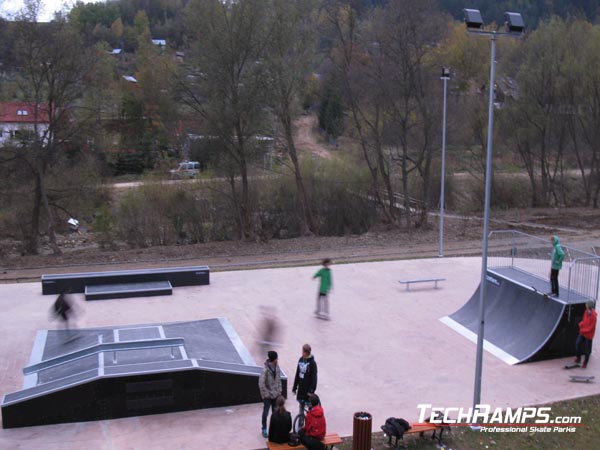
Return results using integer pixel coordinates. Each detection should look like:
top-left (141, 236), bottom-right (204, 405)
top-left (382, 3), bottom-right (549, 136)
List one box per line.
top-left (445, 272), bottom-right (565, 364)
top-left (163, 319), bottom-right (243, 364)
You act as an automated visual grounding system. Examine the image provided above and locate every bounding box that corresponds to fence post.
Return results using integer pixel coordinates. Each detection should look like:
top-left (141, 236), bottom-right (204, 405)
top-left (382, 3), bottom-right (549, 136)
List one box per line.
top-left (567, 263), bottom-right (572, 304)
top-left (595, 259), bottom-right (600, 301)
top-left (511, 231), bottom-right (515, 268)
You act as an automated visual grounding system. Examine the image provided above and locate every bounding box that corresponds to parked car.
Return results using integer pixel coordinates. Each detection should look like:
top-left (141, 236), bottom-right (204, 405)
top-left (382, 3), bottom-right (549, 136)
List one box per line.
top-left (170, 161), bottom-right (200, 179)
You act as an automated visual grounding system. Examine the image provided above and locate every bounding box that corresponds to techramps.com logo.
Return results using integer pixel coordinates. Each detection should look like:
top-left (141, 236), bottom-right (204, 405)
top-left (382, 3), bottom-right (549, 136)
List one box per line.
top-left (417, 404), bottom-right (582, 433)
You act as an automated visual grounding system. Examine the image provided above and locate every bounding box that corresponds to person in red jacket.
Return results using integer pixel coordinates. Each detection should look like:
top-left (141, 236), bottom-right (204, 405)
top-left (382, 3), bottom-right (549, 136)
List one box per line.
top-left (299, 394), bottom-right (326, 450)
top-left (575, 301), bottom-right (597, 368)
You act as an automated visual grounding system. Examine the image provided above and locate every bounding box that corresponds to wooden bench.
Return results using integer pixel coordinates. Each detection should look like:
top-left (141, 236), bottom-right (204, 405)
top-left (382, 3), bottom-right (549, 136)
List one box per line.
top-left (398, 278), bottom-right (446, 291)
top-left (266, 432), bottom-right (343, 450)
top-left (381, 422), bottom-right (447, 448)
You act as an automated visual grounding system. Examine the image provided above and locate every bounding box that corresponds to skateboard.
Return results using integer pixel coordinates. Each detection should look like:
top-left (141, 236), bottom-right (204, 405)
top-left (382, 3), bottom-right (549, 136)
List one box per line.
top-left (531, 286), bottom-right (549, 299)
top-left (569, 375), bottom-right (595, 383)
top-left (564, 363), bottom-right (580, 369)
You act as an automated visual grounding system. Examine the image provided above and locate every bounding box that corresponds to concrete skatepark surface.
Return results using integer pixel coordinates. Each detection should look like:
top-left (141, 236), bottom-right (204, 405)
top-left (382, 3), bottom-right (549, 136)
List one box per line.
top-left (0, 257), bottom-right (598, 450)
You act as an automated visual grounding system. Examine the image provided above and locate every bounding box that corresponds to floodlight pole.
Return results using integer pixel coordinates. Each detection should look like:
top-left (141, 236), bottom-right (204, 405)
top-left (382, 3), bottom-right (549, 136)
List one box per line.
top-left (439, 72), bottom-right (449, 258)
top-left (473, 33), bottom-right (496, 411)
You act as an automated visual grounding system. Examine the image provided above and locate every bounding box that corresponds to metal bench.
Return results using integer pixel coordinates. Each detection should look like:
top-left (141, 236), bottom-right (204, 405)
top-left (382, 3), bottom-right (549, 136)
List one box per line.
top-left (398, 278), bottom-right (446, 290)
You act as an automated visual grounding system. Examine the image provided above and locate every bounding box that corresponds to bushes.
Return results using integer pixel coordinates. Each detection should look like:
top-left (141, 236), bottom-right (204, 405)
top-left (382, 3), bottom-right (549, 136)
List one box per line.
top-left (307, 157), bottom-right (374, 235)
top-left (114, 183), bottom-right (214, 247)
top-left (107, 155), bottom-right (375, 248)
top-left (461, 173), bottom-right (532, 212)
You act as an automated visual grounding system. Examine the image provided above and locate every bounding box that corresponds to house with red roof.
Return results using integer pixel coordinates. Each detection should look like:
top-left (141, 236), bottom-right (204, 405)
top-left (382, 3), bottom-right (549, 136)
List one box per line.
top-left (0, 102), bottom-right (50, 146)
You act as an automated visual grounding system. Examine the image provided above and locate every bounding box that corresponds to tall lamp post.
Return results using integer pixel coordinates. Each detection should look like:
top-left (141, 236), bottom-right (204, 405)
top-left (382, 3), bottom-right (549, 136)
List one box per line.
top-left (462, 8), bottom-right (525, 414)
top-left (439, 67), bottom-right (450, 258)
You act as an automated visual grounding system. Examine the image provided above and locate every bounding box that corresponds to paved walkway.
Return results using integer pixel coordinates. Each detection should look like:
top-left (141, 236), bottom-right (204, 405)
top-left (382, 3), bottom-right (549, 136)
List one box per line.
top-left (0, 257), bottom-right (597, 450)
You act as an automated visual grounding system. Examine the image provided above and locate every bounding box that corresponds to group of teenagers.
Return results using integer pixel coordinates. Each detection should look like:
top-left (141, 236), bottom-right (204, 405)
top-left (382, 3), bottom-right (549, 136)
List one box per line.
top-left (258, 344), bottom-right (327, 450)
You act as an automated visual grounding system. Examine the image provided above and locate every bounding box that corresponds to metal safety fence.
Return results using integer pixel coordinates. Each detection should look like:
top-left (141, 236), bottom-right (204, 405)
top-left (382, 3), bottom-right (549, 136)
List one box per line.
top-left (487, 230), bottom-right (600, 301)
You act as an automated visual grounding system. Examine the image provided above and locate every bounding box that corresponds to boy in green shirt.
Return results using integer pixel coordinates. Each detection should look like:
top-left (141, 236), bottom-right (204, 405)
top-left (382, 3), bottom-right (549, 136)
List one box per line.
top-left (313, 258), bottom-right (332, 320)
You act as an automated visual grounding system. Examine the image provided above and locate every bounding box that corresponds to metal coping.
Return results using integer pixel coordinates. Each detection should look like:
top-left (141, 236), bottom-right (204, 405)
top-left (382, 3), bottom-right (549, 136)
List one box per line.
top-left (42, 265), bottom-right (210, 280)
top-left (24, 338), bottom-right (185, 375)
top-left (218, 317), bottom-right (258, 367)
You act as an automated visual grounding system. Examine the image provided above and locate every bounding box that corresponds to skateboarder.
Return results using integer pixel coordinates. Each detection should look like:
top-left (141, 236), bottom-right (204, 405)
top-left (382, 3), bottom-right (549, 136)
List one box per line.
top-left (52, 288), bottom-right (76, 341)
top-left (549, 235), bottom-right (565, 297)
top-left (575, 301), bottom-right (597, 369)
top-left (313, 259), bottom-right (332, 319)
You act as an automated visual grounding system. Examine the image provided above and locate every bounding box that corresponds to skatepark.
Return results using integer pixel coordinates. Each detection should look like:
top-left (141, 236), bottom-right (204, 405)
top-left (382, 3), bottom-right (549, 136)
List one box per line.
top-left (0, 241), bottom-right (599, 449)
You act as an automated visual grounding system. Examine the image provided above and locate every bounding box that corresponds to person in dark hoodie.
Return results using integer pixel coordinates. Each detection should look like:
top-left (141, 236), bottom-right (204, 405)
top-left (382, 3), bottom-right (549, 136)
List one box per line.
top-left (258, 351), bottom-right (282, 438)
top-left (292, 343), bottom-right (318, 415)
top-left (549, 235), bottom-right (565, 297)
top-left (299, 393), bottom-right (326, 450)
top-left (268, 395), bottom-right (292, 443)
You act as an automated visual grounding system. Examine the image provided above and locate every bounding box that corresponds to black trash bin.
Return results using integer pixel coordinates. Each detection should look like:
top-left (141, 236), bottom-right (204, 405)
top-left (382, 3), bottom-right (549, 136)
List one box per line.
top-left (352, 411), bottom-right (372, 450)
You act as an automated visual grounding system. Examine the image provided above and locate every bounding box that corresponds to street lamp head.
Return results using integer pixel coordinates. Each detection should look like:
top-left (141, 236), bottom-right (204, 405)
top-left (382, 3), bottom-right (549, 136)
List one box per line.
top-left (463, 9), bottom-right (483, 30)
top-left (441, 67), bottom-right (450, 80)
top-left (504, 12), bottom-right (525, 33)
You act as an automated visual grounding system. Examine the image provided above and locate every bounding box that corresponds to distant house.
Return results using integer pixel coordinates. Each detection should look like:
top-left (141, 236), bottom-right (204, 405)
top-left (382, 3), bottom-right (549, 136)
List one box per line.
top-left (0, 102), bottom-right (50, 146)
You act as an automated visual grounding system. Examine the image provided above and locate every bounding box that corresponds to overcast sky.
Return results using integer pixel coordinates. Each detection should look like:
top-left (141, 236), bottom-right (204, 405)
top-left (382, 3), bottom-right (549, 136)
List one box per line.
top-left (1, 0), bottom-right (99, 22)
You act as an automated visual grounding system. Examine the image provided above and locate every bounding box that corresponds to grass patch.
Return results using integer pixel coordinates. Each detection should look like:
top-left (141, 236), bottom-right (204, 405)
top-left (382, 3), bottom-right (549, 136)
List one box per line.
top-left (334, 394), bottom-right (599, 449)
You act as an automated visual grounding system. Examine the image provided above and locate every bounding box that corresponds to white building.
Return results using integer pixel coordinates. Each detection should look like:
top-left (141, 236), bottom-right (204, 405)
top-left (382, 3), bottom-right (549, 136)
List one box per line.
top-left (0, 102), bottom-right (50, 146)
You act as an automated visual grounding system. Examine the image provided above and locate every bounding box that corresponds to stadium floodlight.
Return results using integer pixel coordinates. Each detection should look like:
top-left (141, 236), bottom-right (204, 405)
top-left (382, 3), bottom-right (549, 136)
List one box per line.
top-left (463, 7), bottom-right (525, 421)
top-left (505, 12), bottom-right (525, 33)
top-left (463, 9), bottom-right (483, 30)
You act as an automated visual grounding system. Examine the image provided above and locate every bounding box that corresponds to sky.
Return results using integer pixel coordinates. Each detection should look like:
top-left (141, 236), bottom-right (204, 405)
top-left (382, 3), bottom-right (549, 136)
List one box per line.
top-left (0, 0), bottom-right (99, 22)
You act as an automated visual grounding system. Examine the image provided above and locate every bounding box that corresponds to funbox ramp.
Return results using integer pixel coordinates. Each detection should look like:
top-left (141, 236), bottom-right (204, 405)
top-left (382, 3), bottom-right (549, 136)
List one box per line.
top-left (1, 319), bottom-right (287, 428)
top-left (440, 271), bottom-right (582, 365)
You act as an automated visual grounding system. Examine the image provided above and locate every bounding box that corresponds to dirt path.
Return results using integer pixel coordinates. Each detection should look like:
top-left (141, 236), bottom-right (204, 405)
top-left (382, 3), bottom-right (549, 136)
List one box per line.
top-left (294, 114), bottom-right (332, 159)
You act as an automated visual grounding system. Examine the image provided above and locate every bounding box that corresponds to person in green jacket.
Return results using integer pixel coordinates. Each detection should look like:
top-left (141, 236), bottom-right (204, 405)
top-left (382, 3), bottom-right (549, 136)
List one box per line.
top-left (549, 235), bottom-right (565, 297)
top-left (313, 258), bottom-right (332, 320)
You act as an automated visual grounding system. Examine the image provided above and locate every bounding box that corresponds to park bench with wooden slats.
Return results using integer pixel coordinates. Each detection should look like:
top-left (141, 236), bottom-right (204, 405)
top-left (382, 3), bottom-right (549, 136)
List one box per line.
top-left (266, 432), bottom-right (343, 450)
top-left (382, 422), bottom-right (447, 448)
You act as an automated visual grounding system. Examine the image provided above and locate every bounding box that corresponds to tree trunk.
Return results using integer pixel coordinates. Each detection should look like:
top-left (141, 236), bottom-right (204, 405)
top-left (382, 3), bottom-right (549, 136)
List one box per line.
top-left (239, 152), bottom-right (251, 240)
top-left (40, 180), bottom-right (62, 256)
top-left (25, 173), bottom-right (42, 255)
top-left (283, 114), bottom-right (317, 235)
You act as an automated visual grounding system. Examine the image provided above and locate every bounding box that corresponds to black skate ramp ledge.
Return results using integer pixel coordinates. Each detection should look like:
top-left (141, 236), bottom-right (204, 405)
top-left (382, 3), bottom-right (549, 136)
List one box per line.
top-left (41, 266), bottom-right (209, 295)
top-left (441, 270), bottom-right (585, 365)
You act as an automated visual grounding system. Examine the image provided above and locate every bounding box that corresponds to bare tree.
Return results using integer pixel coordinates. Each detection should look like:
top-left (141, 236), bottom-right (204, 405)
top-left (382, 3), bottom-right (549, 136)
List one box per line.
top-left (325, 0), bottom-right (446, 229)
top-left (181, 0), bottom-right (271, 239)
top-left (501, 17), bottom-right (569, 206)
top-left (264, 0), bottom-right (319, 235)
top-left (325, 2), bottom-right (398, 226)
top-left (0, 5), bottom-right (96, 254)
